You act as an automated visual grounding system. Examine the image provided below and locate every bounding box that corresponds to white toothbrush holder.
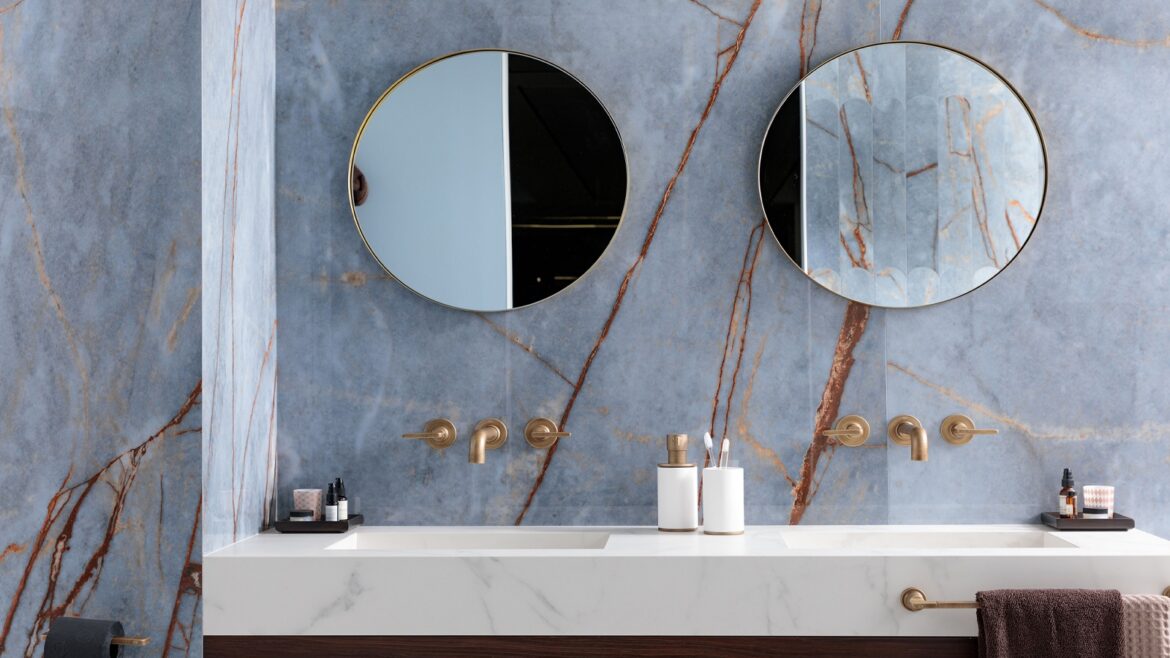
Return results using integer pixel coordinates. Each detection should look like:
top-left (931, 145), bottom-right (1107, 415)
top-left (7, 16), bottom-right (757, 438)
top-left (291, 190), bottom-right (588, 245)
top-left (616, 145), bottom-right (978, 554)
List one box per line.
top-left (702, 467), bottom-right (744, 535)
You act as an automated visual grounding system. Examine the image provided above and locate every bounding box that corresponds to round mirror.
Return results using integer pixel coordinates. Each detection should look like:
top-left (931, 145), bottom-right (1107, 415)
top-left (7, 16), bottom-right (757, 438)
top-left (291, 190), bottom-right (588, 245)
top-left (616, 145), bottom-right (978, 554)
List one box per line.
top-left (759, 42), bottom-right (1046, 308)
top-left (349, 50), bottom-right (628, 312)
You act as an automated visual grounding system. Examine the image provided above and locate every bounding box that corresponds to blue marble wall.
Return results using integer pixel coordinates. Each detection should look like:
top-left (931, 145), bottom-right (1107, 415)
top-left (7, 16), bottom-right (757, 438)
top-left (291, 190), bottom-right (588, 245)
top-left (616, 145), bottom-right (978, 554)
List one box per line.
top-left (274, 0), bottom-right (1170, 538)
top-left (0, 1), bottom-right (201, 656)
top-left (202, 0), bottom-right (278, 556)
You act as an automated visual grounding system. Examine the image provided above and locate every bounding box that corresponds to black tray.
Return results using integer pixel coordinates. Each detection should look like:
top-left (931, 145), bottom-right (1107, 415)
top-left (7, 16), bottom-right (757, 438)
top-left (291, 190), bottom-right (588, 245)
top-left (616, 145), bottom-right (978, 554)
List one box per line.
top-left (274, 513), bottom-right (363, 534)
top-left (1040, 512), bottom-right (1133, 531)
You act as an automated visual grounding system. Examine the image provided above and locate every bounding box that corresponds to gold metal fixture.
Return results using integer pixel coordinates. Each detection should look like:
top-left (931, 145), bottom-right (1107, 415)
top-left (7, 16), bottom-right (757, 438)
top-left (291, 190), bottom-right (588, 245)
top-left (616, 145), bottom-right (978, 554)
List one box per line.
top-left (903, 587), bottom-right (1170, 611)
top-left (901, 588), bottom-right (977, 611)
top-left (888, 415), bottom-right (928, 461)
top-left (401, 418), bottom-right (457, 450)
top-left (469, 418), bottom-right (507, 464)
top-left (823, 415), bottom-right (870, 447)
top-left (39, 633), bottom-right (150, 647)
top-left (524, 417), bottom-right (571, 449)
top-left (659, 433), bottom-right (695, 468)
top-left (940, 414), bottom-right (1000, 445)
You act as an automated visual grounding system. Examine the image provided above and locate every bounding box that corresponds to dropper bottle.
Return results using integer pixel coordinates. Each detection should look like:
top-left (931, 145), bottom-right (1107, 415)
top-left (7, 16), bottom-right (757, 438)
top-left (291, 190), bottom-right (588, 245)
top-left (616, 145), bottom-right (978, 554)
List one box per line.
top-left (1059, 468), bottom-right (1077, 519)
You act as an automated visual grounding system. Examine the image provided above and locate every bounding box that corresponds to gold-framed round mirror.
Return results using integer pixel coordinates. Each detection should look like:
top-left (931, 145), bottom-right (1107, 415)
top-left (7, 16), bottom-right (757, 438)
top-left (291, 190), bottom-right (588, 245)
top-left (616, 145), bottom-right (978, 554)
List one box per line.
top-left (758, 41), bottom-right (1047, 308)
top-left (349, 49), bottom-right (629, 312)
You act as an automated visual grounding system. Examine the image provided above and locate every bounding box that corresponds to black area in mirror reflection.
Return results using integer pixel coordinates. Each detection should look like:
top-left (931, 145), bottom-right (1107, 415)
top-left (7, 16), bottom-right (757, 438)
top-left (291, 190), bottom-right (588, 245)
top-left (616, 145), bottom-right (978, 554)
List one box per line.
top-left (758, 42), bottom-right (1046, 308)
top-left (349, 51), bottom-right (627, 312)
top-left (507, 54), bottom-right (626, 308)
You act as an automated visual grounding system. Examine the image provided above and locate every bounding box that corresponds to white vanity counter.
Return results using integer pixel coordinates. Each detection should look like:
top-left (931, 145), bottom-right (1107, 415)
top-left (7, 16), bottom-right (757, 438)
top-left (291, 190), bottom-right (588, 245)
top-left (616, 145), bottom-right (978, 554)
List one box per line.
top-left (204, 525), bottom-right (1170, 636)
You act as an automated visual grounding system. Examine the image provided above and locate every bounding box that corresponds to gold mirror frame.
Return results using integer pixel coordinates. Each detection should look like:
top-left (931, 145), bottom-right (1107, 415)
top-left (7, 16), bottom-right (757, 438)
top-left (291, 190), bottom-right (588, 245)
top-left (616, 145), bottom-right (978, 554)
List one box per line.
top-left (756, 41), bottom-right (1049, 309)
top-left (346, 49), bottom-right (631, 313)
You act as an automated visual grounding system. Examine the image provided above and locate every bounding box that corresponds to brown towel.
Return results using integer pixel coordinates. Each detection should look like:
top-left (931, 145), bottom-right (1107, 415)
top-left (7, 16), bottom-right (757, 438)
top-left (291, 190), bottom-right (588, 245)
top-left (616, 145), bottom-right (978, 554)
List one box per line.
top-left (1122, 595), bottom-right (1170, 658)
top-left (977, 589), bottom-right (1122, 658)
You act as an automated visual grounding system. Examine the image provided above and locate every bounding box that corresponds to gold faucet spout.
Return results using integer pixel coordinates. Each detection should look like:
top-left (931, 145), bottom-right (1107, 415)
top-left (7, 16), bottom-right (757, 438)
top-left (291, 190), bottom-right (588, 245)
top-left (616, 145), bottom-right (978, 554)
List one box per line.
top-left (907, 424), bottom-right (928, 461)
top-left (888, 415), bottom-right (928, 462)
top-left (468, 418), bottom-right (508, 464)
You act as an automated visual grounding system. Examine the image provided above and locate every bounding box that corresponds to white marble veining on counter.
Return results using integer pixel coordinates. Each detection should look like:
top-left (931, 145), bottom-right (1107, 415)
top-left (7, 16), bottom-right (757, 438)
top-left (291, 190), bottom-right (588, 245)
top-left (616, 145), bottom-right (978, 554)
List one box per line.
top-left (205, 525), bottom-right (1170, 637)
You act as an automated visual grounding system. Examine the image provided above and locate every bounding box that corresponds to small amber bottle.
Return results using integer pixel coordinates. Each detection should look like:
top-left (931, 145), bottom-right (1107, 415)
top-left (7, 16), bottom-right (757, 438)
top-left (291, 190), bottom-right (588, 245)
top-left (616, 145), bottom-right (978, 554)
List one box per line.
top-left (1059, 468), bottom-right (1078, 519)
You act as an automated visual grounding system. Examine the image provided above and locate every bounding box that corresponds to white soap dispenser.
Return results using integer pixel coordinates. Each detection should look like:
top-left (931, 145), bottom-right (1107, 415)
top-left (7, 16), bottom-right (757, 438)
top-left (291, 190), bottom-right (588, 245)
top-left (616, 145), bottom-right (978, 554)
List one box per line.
top-left (657, 433), bottom-right (698, 532)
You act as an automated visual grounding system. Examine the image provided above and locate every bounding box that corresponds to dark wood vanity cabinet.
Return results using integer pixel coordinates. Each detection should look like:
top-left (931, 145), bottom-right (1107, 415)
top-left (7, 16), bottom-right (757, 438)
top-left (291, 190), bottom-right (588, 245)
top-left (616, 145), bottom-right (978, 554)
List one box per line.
top-left (204, 635), bottom-right (977, 657)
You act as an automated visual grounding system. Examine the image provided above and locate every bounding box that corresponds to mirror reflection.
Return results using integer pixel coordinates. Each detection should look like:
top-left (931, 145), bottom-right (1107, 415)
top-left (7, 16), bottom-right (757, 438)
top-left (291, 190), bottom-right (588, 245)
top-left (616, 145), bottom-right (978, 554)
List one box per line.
top-left (350, 50), bottom-right (627, 311)
top-left (759, 42), bottom-right (1046, 308)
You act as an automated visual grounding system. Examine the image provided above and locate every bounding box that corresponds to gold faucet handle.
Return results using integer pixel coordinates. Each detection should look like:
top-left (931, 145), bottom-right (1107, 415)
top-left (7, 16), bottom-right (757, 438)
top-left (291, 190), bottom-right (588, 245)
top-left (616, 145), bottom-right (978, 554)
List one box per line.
top-left (401, 419), bottom-right (457, 449)
top-left (524, 417), bottom-right (570, 449)
top-left (822, 414), bottom-right (870, 447)
top-left (941, 414), bottom-right (998, 445)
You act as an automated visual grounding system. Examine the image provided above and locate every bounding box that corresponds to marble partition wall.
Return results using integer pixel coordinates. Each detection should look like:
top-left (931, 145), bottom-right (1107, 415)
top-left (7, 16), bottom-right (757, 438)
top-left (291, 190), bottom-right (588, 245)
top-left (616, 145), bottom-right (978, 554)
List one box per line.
top-left (202, 0), bottom-right (277, 555)
top-left (0, 1), bottom-right (201, 656)
top-left (274, 0), bottom-right (1170, 538)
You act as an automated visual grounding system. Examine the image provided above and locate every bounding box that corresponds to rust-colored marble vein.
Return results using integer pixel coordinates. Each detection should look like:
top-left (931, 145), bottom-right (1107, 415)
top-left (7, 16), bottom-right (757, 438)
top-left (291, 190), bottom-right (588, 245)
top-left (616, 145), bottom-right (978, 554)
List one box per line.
top-left (799, 0), bottom-right (823, 76)
top-left (688, 0), bottom-right (742, 26)
top-left (166, 287), bottom-right (201, 353)
top-left (944, 96), bottom-right (998, 267)
top-left (0, 381), bottom-right (201, 657)
top-left (789, 301), bottom-right (870, 524)
top-left (735, 338), bottom-right (797, 487)
top-left (0, 544), bottom-right (25, 564)
top-left (207, 0), bottom-right (249, 492)
top-left (1004, 209), bottom-right (1022, 250)
top-left (838, 106), bottom-right (872, 269)
top-left (1, 24), bottom-right (91, 443)
top-left (233, 320), bottom-right (277, 540)
top-left (513, 0), bottom-right (763, 525)
top-left (890, 0), bottom-right (916, 41)
top-left (718, 224), bottom-right (768, 446)
top-left (885, 362), bottom-right (1170, 443)
top-left (475, 314), bottom-right (573, 386)
top-left (906, 161), bottom-right (937, 178)
top-left (708, 221), bottom-right (766, 443)
top-left (0, 0), bottom-right (24, 14)
top-left (1033, 0), bottom-right (1170, 48)
top-left (163, 498), bottom-right (202, 657)
top-left (853, 52), bottom-right (872, 103)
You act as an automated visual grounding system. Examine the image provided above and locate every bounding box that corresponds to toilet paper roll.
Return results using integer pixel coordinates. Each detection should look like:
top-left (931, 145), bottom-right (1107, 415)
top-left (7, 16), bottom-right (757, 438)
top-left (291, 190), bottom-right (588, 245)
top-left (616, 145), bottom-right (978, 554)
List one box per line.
top-left (45, 617), bottom-right (125, 658)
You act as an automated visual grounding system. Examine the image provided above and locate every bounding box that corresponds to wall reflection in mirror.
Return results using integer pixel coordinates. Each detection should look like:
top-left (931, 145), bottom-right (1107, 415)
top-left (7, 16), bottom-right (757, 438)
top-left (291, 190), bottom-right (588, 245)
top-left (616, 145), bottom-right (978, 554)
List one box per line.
top-left (759, 42), bottom-right (1046, 308)
top-left (350, 50), bottom-right (627, 311)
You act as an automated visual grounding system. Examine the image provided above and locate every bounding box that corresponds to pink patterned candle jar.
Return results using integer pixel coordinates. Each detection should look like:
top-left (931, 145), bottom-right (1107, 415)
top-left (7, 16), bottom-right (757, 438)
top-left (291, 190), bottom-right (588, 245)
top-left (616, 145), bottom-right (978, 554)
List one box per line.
top-left (1082, 485), bottom-right (1115, 519)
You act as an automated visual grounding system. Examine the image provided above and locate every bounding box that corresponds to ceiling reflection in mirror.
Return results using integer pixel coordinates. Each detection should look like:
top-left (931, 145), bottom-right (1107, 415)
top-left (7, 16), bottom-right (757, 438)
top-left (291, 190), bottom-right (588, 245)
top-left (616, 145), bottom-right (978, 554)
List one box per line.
top-left (759, 42), bottom-right (1046, 308)
top-left (350, 51), bottom-right (627, 312)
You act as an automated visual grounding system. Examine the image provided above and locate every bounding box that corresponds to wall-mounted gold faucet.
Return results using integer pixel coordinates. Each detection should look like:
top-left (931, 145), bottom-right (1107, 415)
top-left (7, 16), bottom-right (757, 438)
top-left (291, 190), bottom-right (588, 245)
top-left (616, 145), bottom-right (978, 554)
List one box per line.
top-left (888, 415), bottom-right (928, 461)
top-left (402, 418), bottom-right (457, 450)
top-left (524, 417), bottom-right (570, 449)
top-left (469, 418), bottom-right (508, 464)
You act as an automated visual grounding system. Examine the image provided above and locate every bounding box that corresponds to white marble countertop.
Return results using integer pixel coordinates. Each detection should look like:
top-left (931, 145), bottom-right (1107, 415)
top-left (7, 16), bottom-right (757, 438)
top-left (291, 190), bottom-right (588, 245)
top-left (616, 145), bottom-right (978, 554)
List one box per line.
top-left (205, 525), bottom-right (1170, 636)
top-left (207, 524), bottom-right (1170, 558)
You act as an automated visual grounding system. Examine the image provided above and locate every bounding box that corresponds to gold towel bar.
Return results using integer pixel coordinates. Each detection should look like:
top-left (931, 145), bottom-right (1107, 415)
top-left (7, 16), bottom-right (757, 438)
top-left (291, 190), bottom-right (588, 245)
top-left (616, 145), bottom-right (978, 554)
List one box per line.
top-left (902, 587), bottom-right (1170, 612)
top-left (39, 633), bottom-right (150, 647)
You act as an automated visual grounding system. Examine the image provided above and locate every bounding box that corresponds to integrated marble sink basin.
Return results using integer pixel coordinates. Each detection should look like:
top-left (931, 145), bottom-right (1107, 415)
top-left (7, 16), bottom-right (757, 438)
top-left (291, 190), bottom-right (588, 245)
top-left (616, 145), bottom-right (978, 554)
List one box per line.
top-left (328, 528), bottom-right (610, 551)
top-left (779, 528), bottom-right (1077, 550)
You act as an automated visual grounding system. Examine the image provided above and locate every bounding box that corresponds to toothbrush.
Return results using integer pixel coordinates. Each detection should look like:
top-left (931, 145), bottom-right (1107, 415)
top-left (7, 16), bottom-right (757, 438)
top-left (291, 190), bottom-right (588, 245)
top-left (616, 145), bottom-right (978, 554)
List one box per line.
top-left (703, 432), bottom-right (716, 465)
top-left (718, 438), bottom-right (730, 468)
